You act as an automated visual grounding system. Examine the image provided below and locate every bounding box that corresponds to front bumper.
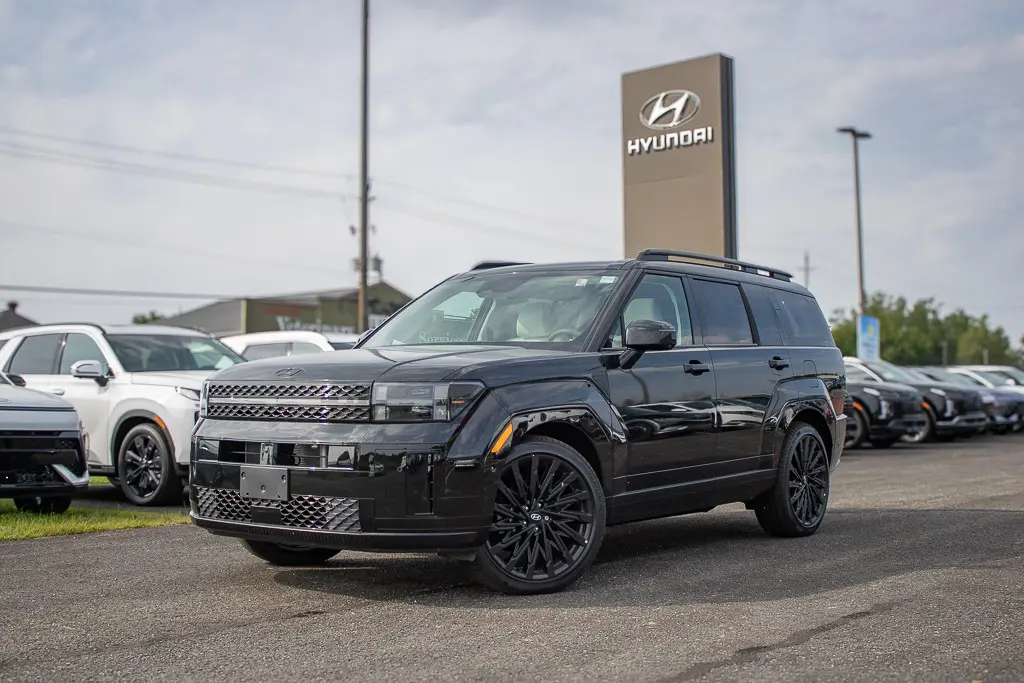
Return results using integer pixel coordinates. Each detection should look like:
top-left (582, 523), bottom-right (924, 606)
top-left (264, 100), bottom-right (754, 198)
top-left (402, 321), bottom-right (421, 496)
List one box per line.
top-left (0, 430), bottom-right (90, 498)
top-left (870, 413), bottom-right (928, 439)
top-left (935, 411), bottom-right (989, 434)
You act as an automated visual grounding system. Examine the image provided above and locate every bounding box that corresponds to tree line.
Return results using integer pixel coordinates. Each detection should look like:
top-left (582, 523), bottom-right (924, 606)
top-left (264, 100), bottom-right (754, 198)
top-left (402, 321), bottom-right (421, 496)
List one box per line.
top-left (829, 292), bottom-right (1022, 366)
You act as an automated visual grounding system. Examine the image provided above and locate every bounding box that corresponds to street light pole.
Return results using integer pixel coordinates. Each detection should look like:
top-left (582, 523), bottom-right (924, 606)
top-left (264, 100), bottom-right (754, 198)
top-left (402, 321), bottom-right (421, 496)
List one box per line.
top-left (356, 0), bottom-right (371, 333)
top-left (837, 126), bottom-right (871, 315)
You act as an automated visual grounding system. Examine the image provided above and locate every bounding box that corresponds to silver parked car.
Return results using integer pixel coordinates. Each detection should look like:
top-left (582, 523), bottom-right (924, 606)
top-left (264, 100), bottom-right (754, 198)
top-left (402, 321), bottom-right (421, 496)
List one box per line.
top-left (0, 371), bottom-right (89, 513)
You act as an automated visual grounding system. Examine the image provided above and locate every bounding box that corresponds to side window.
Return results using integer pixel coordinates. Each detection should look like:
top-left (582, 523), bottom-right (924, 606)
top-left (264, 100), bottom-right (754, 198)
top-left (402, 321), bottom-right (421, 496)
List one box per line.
top-left (774, 292), bottom-right (833, 346)
top-left (607, 274), bottom-right (693, 348)
top-left (743, 285), bottom-right (784, 346)
top-left (242, 343), bottom-right (289, 361)
top-left (690, 279), bottom-right (755, 345)
top-left (290, 342), bottom-right (324, 355)
top-left (59, 333), bottom-right (108, 374)
top-left (7, 334), bottom-right (63, 375)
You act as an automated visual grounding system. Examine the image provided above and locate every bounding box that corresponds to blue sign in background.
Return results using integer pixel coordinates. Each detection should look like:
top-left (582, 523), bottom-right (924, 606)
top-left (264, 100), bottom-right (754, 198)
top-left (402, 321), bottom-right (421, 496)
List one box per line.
top-left (857, 314), bottom-right (880, 360)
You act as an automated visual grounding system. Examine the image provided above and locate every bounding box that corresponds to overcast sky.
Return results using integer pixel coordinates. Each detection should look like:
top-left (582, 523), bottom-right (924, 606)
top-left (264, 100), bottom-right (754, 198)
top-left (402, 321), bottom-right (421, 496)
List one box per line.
top-left (1, 0), bottom-right (1023, 341)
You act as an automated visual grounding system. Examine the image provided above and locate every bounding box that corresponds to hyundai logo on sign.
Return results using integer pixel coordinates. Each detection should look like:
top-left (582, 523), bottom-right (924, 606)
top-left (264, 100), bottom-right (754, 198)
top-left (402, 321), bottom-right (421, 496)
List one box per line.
top-left (639, 90), bottom-right (701, 130)
top-left (627, 89), bottom-right (715, 156)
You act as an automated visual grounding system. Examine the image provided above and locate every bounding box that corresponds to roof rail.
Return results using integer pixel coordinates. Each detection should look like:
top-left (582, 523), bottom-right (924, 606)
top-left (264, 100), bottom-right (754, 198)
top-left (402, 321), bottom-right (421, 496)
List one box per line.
top-left (635, 249), bottom-right (793, 282)
top-left (470, 260), bottom-right (532, 271)
top-left (23, 322), bottom-right (108, 334)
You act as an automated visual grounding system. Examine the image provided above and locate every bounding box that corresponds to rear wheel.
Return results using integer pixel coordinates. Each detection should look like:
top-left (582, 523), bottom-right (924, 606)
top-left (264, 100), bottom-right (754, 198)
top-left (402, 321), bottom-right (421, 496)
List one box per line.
top-left (240, 540), bottom-right (341, 566)
top-left (474, 435), bottom-right (606, 595)
top-left (755, 422), bottom-right (830, 538)
top-left (13, 495), bottom-right (72, 514)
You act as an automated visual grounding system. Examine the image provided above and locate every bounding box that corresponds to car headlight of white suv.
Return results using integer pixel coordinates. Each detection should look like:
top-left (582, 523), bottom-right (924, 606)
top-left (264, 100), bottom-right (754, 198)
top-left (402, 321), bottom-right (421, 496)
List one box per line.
top-left (175, 386), bottom-right (202, 404)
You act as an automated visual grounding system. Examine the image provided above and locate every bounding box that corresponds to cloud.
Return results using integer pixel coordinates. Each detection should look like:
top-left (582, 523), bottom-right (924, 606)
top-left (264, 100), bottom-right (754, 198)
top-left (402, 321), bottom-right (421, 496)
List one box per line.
top-left (0, 0), bottom-right (1022, 343)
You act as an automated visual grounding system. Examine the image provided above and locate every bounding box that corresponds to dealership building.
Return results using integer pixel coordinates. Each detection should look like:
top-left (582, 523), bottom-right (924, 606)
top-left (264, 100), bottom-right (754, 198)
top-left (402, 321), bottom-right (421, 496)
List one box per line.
top-left (161, 280), bottom-right (411, 337)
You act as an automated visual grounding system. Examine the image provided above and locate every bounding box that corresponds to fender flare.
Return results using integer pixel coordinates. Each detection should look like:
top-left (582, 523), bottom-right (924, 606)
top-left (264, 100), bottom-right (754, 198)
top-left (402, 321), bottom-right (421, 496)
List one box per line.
top-left (109, 409), bottom-right (176, 464)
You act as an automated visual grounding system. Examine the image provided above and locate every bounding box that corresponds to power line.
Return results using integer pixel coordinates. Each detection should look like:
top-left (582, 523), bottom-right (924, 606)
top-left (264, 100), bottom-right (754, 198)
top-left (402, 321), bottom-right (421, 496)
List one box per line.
top-left (0, 124), bottom-right (595, 231)
top-left (0, 141), bottom-right (351, 200)
top-left (0, 218), bottom-right (344, 274)
top-left (0, 283), bottom-right (251, 301)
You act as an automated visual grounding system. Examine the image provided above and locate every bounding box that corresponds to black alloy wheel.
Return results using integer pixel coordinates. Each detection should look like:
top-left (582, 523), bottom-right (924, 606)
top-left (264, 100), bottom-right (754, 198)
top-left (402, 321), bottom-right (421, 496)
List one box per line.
top-left (240, 540), bottom-right (341, 566)
top-left (117, 423), bottom-right (181, 506)
top-left (13, 495), bottom-right (72, 514)
top-left (475, 435), bottom-right (606, 595)
top-left (844, 407), bottom-right (867, 449)
top-left (755, 421), bottom-right (831, 538)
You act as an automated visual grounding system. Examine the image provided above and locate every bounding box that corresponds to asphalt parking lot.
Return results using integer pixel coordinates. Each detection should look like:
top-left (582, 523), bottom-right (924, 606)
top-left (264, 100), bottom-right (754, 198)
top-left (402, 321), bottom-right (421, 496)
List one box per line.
top-left (2, 438), bottom-right (1022, 683)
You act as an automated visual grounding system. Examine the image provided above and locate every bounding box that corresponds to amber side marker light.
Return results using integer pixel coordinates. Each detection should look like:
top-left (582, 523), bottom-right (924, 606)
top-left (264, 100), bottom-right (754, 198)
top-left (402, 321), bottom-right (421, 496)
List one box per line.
top-left (490, 423), bottom-right (514, 454)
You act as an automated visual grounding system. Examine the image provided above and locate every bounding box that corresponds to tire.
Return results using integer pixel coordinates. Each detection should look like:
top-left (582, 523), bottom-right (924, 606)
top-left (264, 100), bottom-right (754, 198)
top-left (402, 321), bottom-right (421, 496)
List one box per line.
top-left (901, 408), bottom-right (935, 444)
top-left (473, 435), bottom-right (606, 595)
top-left (240, 539), bottom-right (341, 566)
top-left (116, 422), bottom-right (182, 506)
top-left (13, 495), bottom-right (72, 514)
top-left (844, 407), bottom-right (867, 449)
top-left (870, 438), bottom-right (896, 449)
top-left (755, 422), bottom-right (830, 538)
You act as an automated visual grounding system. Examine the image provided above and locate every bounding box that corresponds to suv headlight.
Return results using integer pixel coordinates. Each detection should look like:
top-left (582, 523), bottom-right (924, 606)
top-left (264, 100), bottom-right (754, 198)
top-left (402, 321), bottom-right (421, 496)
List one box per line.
top-left (199, 382), bottom-right (209, 418)
top-left (176, 386), bottom-right (201, 403)
top-left (371, 381), bottom-right (485, 422)
top-left (862, 387), bottom-right (882, 397)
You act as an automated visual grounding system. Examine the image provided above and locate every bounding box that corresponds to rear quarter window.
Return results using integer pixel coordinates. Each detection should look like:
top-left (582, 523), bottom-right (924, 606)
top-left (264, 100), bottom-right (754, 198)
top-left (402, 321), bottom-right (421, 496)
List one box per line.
top-left (772, 291), bottom-right (834, 347)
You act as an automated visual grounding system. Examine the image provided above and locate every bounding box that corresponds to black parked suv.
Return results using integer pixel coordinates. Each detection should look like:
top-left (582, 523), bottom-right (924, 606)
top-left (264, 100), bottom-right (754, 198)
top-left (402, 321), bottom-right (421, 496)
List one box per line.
top-left (843, 358), bottom-right (988, 442)
top-left (189, 251), bottom-right (848, 594)
top-left (843, 363), bottom-right (927, 449)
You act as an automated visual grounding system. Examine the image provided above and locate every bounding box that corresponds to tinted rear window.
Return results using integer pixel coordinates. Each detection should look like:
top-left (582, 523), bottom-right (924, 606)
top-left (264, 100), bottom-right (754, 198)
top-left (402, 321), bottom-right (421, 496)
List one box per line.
top-left (772, 291), bottom-right (834, 347)
top-left (690, 278), bottom-right (755, 345)
top-left (743, 285), bottom-right (784, 346)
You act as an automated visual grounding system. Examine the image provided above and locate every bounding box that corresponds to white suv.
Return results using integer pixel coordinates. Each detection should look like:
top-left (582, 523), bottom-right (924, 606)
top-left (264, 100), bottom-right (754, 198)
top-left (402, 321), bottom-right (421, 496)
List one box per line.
top-left (220, 330), bottom-right (361, 361)
top-left (0, 323), bottom-right (245, 506)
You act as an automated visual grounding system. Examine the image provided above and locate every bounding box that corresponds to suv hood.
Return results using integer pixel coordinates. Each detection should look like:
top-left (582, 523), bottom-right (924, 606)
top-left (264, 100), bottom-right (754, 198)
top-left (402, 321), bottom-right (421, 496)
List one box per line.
top-left (207, 345), bottom-right (582, 385)
top-left (848, 381), bottom-right (921, 399)
top-left (129, 370), bottom-right (214, 390)
top-left (0, 384), bottom-right (75, 411)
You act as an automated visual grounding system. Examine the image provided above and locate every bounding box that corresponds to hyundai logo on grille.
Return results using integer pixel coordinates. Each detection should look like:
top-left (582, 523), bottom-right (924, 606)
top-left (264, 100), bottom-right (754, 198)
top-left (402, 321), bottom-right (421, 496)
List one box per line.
top-left (639, 89), bottom-right (701, 130)
top-left (275, 367), bottom-right (303, 377)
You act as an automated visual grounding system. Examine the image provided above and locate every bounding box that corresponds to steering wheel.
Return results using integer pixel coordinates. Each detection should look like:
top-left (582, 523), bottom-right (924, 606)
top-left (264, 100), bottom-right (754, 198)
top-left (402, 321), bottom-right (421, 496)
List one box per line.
top-left (547, 329), bottom-right (577, 342)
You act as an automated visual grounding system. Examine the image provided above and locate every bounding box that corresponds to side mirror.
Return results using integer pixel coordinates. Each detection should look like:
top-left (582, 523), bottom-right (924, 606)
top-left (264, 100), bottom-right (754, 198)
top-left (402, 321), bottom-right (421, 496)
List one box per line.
top-left (620, 319), bottom-right (676, 370)
top-left (7, 373), bottom-right (26, 387)
top-left (71, 360), bottom-right (106, 382)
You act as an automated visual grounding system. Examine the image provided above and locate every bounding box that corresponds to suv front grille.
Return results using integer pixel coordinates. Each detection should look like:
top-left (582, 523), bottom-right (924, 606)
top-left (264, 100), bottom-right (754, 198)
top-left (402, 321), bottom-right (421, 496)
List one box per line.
top-left (205, 381), bottom-right (371, 423)
top-left (192, 486), bottom-right (361, 532)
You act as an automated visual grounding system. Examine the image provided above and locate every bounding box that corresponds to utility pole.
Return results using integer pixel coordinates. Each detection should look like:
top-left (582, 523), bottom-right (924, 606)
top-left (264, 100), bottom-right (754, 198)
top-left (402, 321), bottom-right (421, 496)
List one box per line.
top-left (356, 0), bottom-right (371, 333)
top-left (940, 340), bottom-right (949, 366)
top-left (800, 250), bottom-right (815, 289)
top-left (837, 126), bottom-right (871, 315)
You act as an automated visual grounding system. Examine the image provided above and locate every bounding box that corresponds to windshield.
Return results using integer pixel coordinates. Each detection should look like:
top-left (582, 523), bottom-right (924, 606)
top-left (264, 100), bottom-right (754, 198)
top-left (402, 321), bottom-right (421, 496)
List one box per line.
top-left (107, 334), bottom-right (245, 372)
top-left (992, 367), bottom-right (1024, 385)
top-left (863, 360), bottom-right (920, 383)
top-left (973, 369), bottom-right (1019, 387)
top-left (918, 368), bottom-right (976, 387)
top-left (360, 269), bottom-right (622, 350)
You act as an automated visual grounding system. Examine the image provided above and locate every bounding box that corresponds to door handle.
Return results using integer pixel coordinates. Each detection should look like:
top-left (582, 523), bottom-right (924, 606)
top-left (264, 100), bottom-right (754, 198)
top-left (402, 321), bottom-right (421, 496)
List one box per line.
top-left (50, 388), bottom-right (66, 396)
top-left (769, 356), bottom-right (790, 370)
top-left (684, 360), bottom-right (710, 375)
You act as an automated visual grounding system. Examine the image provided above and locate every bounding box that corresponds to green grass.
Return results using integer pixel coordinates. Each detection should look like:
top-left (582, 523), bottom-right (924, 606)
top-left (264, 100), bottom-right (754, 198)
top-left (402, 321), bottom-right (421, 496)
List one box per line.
top-left (0, 498), bottom-right (188, 542)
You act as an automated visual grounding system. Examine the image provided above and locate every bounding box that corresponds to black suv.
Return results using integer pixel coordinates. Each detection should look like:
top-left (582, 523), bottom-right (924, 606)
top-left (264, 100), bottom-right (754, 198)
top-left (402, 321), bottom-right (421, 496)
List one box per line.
top-left (189, 251), bottom-right (847, 595)
top-left (843, 363), bottom-right (927, 449)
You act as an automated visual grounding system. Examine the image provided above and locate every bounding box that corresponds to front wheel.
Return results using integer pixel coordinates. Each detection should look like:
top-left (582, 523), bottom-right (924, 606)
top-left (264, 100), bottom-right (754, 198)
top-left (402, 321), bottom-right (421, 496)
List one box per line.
top-left (844, 408), bottom-right (867, 449)
top-left (13, 495), bottom-right (72, 514)
top-left (117, 423), bottom-right (182, 506)
top-left (901, 408), bottom-right (935, 444)
top-left (240, 540), bottom-right (341, 566)
top-left (474, 435), bottom-right (606, 595)
top-left (755, 422), bottom-right (830, 538)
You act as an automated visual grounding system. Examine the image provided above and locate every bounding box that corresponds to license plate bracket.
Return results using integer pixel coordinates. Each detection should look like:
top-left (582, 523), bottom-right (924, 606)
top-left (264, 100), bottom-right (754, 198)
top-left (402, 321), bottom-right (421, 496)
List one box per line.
top-left (239, 465), bottom-right (289, 502)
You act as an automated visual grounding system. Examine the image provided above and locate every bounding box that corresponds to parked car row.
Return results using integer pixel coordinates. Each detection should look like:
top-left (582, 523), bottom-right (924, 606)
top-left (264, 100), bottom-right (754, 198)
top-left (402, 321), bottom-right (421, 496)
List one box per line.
top-left (842, 356), bottom-right (1024, 450)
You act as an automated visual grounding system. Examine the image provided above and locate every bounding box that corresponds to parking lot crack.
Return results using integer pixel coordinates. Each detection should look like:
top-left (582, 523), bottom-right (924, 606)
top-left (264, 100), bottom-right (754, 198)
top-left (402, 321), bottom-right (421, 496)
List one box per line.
top-left (654, 600), bottom-right (904, 683)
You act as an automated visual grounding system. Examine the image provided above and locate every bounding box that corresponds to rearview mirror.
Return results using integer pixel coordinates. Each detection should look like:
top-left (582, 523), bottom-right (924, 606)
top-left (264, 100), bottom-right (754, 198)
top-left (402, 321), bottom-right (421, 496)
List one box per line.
top-left (619, 319), bottom-right (676, 370)
top-left (625, 319), bottom-right (677, 351)
top-left (71, 360), bottom-right (105, 380)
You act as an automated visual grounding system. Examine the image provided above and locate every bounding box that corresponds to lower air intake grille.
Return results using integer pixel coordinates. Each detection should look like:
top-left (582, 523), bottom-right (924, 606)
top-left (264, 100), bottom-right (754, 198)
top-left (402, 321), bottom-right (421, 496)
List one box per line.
top-left (193, 486), bottom-right (361, 532)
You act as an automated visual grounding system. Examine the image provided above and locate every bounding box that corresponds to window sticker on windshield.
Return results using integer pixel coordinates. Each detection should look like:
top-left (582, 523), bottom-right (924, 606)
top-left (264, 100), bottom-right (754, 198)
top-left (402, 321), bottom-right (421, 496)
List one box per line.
top-left (599, 276), bottom-right (617, 284)
top-left (575, 278), bottom-right (588, 287)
